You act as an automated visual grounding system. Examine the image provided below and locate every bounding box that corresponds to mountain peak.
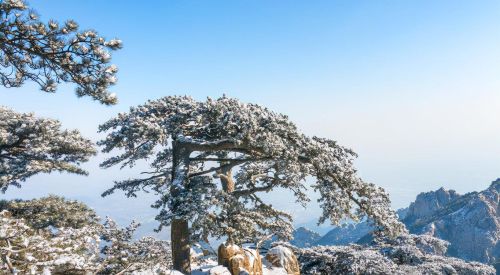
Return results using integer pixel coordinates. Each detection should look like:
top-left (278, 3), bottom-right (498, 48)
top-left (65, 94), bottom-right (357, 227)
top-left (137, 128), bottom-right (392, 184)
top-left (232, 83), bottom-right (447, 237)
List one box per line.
top-left (404, 179), bottom-right (500, 266)
top-left (289, 227), bottom-right (321, 248)
top-left (405, 186), bottom-right (461, 222)
top-left (489, 178), bottom-right (500, 191)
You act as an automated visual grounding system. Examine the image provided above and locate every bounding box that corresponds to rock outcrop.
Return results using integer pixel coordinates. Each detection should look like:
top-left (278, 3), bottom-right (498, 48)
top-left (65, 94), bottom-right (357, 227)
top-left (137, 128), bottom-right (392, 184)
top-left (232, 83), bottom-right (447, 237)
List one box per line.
top-left (404, 187), bottom-right (461, 224)
top-left (404, 180), bottom-right (500, 266)
top-left (317, 179), bottom-right (499, 271)
top-left (218, 242), bottom-right (243, 268)
top-left (218, 242), bottom-right (263, 275)
top-left (265, 245), bottom-right (300, 275)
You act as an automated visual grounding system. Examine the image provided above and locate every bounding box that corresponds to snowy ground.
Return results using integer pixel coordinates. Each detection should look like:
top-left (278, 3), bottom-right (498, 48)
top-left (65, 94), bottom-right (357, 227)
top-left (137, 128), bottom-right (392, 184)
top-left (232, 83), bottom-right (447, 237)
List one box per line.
top-left (137, 258), bottom-right (287, 275)
top-left (189, 258), bottom-right (288, 275)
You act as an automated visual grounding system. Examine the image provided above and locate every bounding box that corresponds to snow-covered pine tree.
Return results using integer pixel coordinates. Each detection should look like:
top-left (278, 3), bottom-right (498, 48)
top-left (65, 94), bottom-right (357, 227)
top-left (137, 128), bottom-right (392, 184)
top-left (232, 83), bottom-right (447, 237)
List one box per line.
top-left (100, 218), bottom-right (172, 274)
top-left (0, 107), bottom-right (96, 191)
top-left (99, 95), bottom-right (407, 273)
top-left (0, 196), bottom-right (173, 274)
top-left (0, 196), bottom-right (103, 274)
top-left (0, 0), bottom-right (121, 105)
top-left (0, 0), bottom-right (122, 190)
top-left (0, 210), bottom-right (101, 274)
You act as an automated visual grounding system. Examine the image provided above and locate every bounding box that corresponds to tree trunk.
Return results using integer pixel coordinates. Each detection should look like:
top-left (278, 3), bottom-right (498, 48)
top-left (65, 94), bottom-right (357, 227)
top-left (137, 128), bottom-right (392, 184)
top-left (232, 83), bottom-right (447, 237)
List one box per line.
top-left (218, 163), bottom-right (235, 193)
top-left (171, 218), bottom-right (191, 274)
top-left (218, 164), bottom-right (236, 242)
top-left (171, 141), bottom-right (192, 274)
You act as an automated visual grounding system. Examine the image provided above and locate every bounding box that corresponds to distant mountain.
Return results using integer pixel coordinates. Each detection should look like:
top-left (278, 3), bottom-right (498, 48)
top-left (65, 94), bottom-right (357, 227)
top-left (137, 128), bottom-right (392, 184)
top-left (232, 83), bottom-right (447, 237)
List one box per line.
top-left (314, 222), bottom-right (372, 246)
top-left (403, 179), bottom-right (500, 268)
top-left (261, 226), bottom-right (322, 250)
top-left (290, 227), bottom-right (321, 248)
top-left (311, 208), bottom-right (410, 247)
top-left (299, 179), bottom-right (500, 272)
top-left (403, 187), bottom-right (461, 225)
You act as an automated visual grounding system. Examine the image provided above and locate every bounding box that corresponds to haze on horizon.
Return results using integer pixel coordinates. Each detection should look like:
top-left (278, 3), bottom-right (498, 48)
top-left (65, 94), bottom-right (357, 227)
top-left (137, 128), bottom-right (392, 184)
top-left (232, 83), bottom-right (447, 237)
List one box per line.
top-left (1, 0), bottom-right (499, 234)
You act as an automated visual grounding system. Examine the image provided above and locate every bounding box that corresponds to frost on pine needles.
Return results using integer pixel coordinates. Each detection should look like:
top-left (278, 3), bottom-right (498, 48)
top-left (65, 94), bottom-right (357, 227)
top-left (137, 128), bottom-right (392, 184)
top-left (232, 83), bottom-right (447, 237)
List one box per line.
top-left (0, 196), bottom-right (173, 274)
top-left (99, 95), bottom-right (406, 249)
top-left (0, 0), bottom-right (121, 104)
top-left (0, 107), bottom-right (96, 191)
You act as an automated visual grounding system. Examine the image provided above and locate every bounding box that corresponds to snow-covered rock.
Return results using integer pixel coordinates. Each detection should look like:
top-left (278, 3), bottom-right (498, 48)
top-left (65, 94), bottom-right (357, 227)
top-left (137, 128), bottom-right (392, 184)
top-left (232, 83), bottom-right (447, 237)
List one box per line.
top-left (217, 242), bottom-right (263, 275)
top-left (218, 242), bottom-right (244, 267)
top-left (265, 245), bottom-right (300, 275)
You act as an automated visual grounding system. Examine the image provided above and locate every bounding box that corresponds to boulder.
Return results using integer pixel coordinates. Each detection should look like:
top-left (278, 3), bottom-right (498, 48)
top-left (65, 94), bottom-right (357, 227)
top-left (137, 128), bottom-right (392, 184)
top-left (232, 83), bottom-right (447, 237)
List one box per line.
top-left (242, 247), bottom-right (262, 275)
top-left (229, 253), bottom-right (247, 275)
top-left (218, 242), bottom-right (244, 267)
top-left (265, 245), bottom-right (300, 275)
top-left (217, 242), bottom-right (263, 275)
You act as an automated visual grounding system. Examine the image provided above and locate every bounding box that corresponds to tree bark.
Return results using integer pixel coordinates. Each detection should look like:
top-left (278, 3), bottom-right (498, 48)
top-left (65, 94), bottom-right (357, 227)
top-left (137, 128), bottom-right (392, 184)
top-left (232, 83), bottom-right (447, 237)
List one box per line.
top-left (171, 218), bottom-right (191, 274)
top-left (170, 141), bottom-right (192, 274)
top-left (218, 162), bottom-right (235, 193)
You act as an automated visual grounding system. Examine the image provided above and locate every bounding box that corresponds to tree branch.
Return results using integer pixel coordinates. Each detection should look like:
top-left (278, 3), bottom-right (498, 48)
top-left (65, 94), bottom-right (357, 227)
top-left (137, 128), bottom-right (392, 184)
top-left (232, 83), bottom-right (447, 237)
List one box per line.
top-left (188, 159), bottom-right (248, 178)
top-left (232, 184), bottom-right (274, 197)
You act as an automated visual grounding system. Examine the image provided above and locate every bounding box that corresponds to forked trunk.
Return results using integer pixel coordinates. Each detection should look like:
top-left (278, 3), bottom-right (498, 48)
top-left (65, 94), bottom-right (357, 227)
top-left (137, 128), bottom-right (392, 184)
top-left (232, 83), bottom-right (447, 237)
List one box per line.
top-left (171, 218), bottom-right (191, 274)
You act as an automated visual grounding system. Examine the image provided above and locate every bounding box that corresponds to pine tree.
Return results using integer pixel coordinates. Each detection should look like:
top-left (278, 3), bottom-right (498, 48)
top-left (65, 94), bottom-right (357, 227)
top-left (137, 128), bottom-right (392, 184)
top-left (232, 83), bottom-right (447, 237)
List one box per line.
top-left (0, 0), bottom-right (122, 190)
top-left (0, 0), bottom-right (121, 104)
top-left (0, 106), bottom-right (96, 191)
top-left (0, 196), bottom-right (173, 274)
top-left (99, 95), bottom-right (406, 273)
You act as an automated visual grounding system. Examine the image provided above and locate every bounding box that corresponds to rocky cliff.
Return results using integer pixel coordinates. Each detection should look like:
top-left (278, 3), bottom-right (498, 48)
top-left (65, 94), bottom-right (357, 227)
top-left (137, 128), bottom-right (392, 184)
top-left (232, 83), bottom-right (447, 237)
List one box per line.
top-left (404, 179), bottom-right (500, 267)
top-left (404, 187), bottom-right (461, 223)
top-left (294, 179), bottom-right (500, 271)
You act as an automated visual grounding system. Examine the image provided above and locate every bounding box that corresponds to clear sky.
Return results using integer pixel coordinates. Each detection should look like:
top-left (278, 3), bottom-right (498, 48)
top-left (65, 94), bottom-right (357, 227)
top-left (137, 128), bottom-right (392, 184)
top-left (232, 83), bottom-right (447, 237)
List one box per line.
top-left (1, 0), bottom-right (500, 234)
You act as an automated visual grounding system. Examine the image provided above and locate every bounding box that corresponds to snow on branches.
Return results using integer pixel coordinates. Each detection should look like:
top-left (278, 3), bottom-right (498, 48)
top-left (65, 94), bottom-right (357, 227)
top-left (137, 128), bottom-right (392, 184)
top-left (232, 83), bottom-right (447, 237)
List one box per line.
top-left (0, 210), bottom-right (101, 274)
top-left (0, 106), bottom-right (96, 191)
top-left (1, 195), bottom-right (101, 230)
top-left (0, 196), bottom-right (173, 274)
top-left (100, 219), bottom-right (172, 274)
top-left (0, 0), bottom-right (121, 104)
top-left (289, 234), bottom-right (495, 275)
top-left (99, 95), bottom-right (406, 245)
top-left (0, 197), bottom-right (102, 274)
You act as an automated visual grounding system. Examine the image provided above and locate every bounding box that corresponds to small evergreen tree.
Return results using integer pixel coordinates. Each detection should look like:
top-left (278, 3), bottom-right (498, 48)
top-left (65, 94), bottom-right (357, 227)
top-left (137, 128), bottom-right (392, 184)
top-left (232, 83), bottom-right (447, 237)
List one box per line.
top-left (0, 196), bottom-right (172, 274)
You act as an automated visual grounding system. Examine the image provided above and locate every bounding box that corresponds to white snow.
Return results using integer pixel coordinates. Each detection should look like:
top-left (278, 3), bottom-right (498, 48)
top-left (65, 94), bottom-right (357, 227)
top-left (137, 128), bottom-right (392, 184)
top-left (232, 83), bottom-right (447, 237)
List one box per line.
top-left (189, 255), bottom-right (288, 275)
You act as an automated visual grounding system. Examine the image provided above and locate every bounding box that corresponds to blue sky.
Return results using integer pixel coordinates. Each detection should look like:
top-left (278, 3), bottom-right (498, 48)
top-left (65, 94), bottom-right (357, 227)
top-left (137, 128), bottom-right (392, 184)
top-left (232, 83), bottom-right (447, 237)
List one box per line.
top-left (1, 0), bottom-right (500, 234)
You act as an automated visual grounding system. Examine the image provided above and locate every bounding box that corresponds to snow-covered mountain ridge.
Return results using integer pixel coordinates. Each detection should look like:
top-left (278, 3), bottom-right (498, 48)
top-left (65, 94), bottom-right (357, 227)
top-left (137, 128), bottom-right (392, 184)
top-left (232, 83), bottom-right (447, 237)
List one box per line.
top-left (291, 179), bottom-right (500, 271)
